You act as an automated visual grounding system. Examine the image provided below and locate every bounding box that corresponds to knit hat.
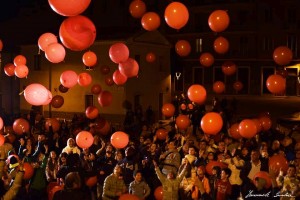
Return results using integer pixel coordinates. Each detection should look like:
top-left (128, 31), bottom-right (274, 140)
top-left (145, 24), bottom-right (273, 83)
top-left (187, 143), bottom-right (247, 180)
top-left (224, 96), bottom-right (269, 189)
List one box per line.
top-left (9, 156), bottom-right (19, 169)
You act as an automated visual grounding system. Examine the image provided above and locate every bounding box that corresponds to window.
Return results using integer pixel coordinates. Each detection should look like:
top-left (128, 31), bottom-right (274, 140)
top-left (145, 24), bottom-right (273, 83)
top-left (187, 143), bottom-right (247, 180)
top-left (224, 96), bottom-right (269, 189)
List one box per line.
top-left (195, 38), bottom-right (203, 53)
top-left (240, 36), bottom-right (249, 56)
top-left (237, 67), bottom-right (250, 94)
top-left (193, 67), bottom-right (203, 84)
top-left (262, 67), bottom-right (275, 94)
top-left (262, 36), bottom-right (274, 51)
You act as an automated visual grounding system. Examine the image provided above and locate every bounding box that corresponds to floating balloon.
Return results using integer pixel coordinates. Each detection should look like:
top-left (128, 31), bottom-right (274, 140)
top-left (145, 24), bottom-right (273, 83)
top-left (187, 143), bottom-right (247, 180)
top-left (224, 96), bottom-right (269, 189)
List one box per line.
top-left (187, 84), bottom-right (207, 105)
top-left (60, 70), bottom-right (78, 88)
top-left (43, 90), bottom-right (53, 106)
top-left (45, 43), bottom-right (66, 63)
top-left (259, 116), bottom-right (272, 131)
top-left (98, 91), bottom-right (113, 107)
top-left (201, 112), bottom-right (223, 135)
top-left (164, 2), bottom-right (189, 30)
top-left (266, 74), bottom-right (286, 94)
top-left (85, 176), bottom-right (97, 187)
top-left (76, 131), bottom-right (94, 149)
top-left (4, 63), bottom-right (15, 77)
top-left (228, 123), bottom-right (242, 139)
top-left (85, 106), bottom-right (99, 119)
top-left (100, 65), bottom-right (110, 75)
top-left (111, 131), bottom-right (129, 149)
top-left (175, 40), bottom-right (191, 57)
top-left (51, 95), bottom-right (64, 108)
top-left (119, 194), bottom-right (140, 200)
top-left (82, 51), bottom-right (97, 67)
top-left (0, 117), bottom-right (3, 130)
top-left (113, 70), bottom-right (127, 86)
top-left (208, 10), bottom-right (230, 33)
top-left (45, 118), bottom-right (61, 132)
top-left (238, 119), bottom-right (257, 139)
top-left (48, 0), bottom-right (91, 16)
top-left (118, 58), bottom-right (139, 78)
top-left (253, 171), bottom-right (272, 189)
top-left (129, 0), bottom-right (146, 18)
top-left (141, 12), bottom-right (161, 31)
top-left (48, 185), bottom-right (63, 200)
top-left (14, 64), bottom-right (29, 78)
top-left (0, 134), bottom-right (4, 146)
top-left (273, 46), bottom-right (293, 66)
top-left (0, 39), bottom-right (3, 51)
top-left (222, 61), bottom-right (237, 76)
top-left (24, 83), bottom-right (51, 106)
top-left (233, 81), bottom-right (243, 92)
top-left (175, 115), bottom-right (190, 130)
top-left (154, 186), bottom-right (163, 200)
top-left (13, 118), bottom-right (30, 135)
top-left (180, 103), bottom-right (187, 111)
top-left (23, 162), bottom-right (34, 180)
top-left (199, 52), bottom-right (214, 67)
top-left (13, 55), bottom-right (26, 66)
top-left (91, 84), bottom-right (102, 95)
top-left (78, 72), bottom-right (92, 87)
top-left (109, 43), bottom-right (129, 64)
top-left (59, 15), bottom-right (96, 51)
top-left (214, 36), bottom-right (229, 54)
top-left (252, 118), bottom-right (262, 134)
top-left (213, 81), bottom-right (225, 94)
top-left (206, 161), bottom-right (227, 175)
top-left (58, 84), bottom-right (69, 93)
top-left (105, 76), bottom-right (114, 86)
top-left (162, 103), bottom-right (175, 118)
top-left (156, 128), bottom-right (168, 140)
top-left (269, 154), bottom-right (289, 175)
top-left (38, 32), bottom-right (58, 51)
top-left (98, 120), bottom-right (111, 136)
top-left (146, 52), bottom-right (156, 63)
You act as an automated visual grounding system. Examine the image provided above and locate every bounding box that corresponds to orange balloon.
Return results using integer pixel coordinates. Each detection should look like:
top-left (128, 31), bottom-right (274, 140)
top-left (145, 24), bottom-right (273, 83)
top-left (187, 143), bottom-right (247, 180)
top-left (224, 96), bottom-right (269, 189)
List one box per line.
top-left (48, 0), bottom-right (91, 16)
top-left (129, 0), bottom-right (146, 18)
top-left (98, 120), bottom-right (111, 136)
top-left (23, 162), bottom-right (34, 180)
top-left (252, 118), bottom-right (262, 134)
top-left (164, 2), bottom-right (189, 30)
top-left (206, 161), bottom-right (227, 175)
top-left (141, 12), bottom-right (161, 31)
top-left (85, 106), bottom-right (99, 119)
top-left (269, 154), bottom-right (289, 175)
top-left (118, 58), bottom-right (139, 78)
top-left (222, 61), bottom-right (237, 76)
top-left (45, 118), bottom-right (61, 133)
top-left (48, 185), bottom-right (63, 200)
top-left (13, 118), bottom-right (29, 135)
top-left (0, 134), bottom-right (5, 146)
top-left (4, 63), bottom-right (15, 77)
top-left (100, 65), bottom-right (110, 75)
top-left (233, 81), bottom-right (243, 92)
top-left (60, 70), bottom-right (78, 88)
top-left (14, 64), bottom-right (29, 78)
top-left (175, 115), bottom-right (190, 130)
top-left (273, 46), bottom-right (293, 66)
top-left (214, 36), bottom-right (229, 54)
top-left (229, 123), bottom-right (242, 139)
top-left (253, 171), bottom-right (272, 189)
top-left (109, 43), bottom-right (129, 64)
top-left (45, 43), bottom-right (66, 63)
top-left (188, 103), bottom-right (194, 110)
top-left (208, 10), bottom-right (230, 33)
top-left (13, 55), bottom-right (26, 66)
top-left (180, 103), bottom-right (187, 111)
top-left (78, 72), bottom-right (92, 87)
top-left (175, 40), bottom-right (191, 57)
top-left (51, 95), bottom-right (64, 108)
top-left (82, 51), bottom-right (97, 67)
top-left (38, 32), bottom-right (58, 51)
top-left (5, 133), bottom-right (15, 144)
top-left (119, 194), bottom-right (140, 200)
top-left (111, 131), bottom-right (129, 149)
top-left (59, 15), bottom-right (96, 51)
top-left (98, 91), bottom-right (113, 107)
top-left (146, 52), bottom-right (156, 63)
top-left (201, 112), bottom-right (223, 135)
top-left (105, 76), bottom-right (114, 86)
top-left (238, 119), bottom-right (257, 139)
top-left (156, 128), bottom-right (168, 140)
top-left (162, 103), bottom-right (175, 118)
top-left (213, 81), bottom-right (225, 94)
top-left (266, 74), bottom-right (286, 94)
top-left (199, 52), bottom-right (214, 67)
top-left (154, 186), bottom-right (163, 200)
top-left (187, 84), bottom-right (207, 105)
top-left (91, 84), bottom-right (102, 95)
top-left (76, 131), bottom-right (94, 149)
top-left (113, 70), bottom-right (128, 86)
top-left (259, 116), bottom-right (272, 131)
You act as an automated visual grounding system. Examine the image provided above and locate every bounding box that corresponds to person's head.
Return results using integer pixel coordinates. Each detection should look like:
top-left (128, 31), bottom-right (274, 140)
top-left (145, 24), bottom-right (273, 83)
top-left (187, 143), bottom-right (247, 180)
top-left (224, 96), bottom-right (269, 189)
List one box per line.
top-left (167, 140), bottom-right (176, 151)
top-left (250, 149), bottom-right (260, 163)
top-left (59, 152), bottom-right (68, 165)
top-left (196, 166), bottom-right (205, 178)
top-left (220, 168), bottom-right (231, 181)
top-left (133, 170), bottom-right (143, 182)
top-left (242, 146), bottom-right (249, 156)
top-left (113, 165), bottom-right (122, 176)
top-left (37, 133), bottom-right (46, 142)
top-left (254, 177), bottom-right (267, 191)
top-left (212, 166), bottom-right (221, 177)
top-left (125, 146), bottom-right (135, 158)
top-left (67, 138), bottom-right (75, 147)
top-left (106, 144), bottom-right (113, 153)
top-left (271, 140), bottom-right (280, 150)
top-left (199, 140), bottom-right (207, 150)
top-left (207, 152), bottom-right (215, 161)
top-left (50, 151), bottom-right (56, 159)
top-left (115, 150), bottom-right (123, 161)
top-left (287, 164), bottom-right (296, 178)
top-left (149, 143), bottom-right (157, 152)
top-left (217, 141), bottom-right (226, 152)
top-left (188, 146), bottom-right (196, 156)
top-left (64, 172), bottom-right (81, 189)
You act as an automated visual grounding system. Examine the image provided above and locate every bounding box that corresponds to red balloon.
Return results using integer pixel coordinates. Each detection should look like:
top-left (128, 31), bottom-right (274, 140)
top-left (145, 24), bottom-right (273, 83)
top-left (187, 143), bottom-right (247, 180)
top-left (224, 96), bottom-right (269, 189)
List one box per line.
top-left (85, 176), bottom-right (97, 187)
top-left (253, 171), bottom-right (272, 189)
top-left (13, 118), bottom-right (29, 135)
top-left (45, 118), bottom-right (61, 133)
top-left (111, 131), bottom-right (129, 149)
top-left (273, 46), bottom-right (293, 66)
top-left (78, 72), bottom-right (92, 87)
top-left (156, 128), bottom-right (168, 140)
top-left (175, 115), bottom-right (190, 130)
top-left (238, 119), bottom-right (257, 139)
top-left (48, 0), bottom-right (91, 16)
top-left (109, 42), bottom-right (129, 64)
top-left (48, 185), bottom-right (63, 200)
top-left (45, 43), bottom-right (66, 63)
top-left (129, 0), bottom-right (146, 18)
top-left (222, 61), bottom-right (237, 76)
top-left (51, 95), bottom-right (64, 108)
top-left (188, 103), bottom-right (194, 110)
top-left (199, 52), bottom-right (214, 67)
top-left (76, 131), bottom-right (94, 149)
top-left (105, 76), bottom-right (114, 86)
top-left (113, 70), bottom-right (128, 85)
top-left (47, 182), bottom-right (59, 194)
top-left (162, 103), bottom-right (175, 118)
top-left (201, 112), bottom-right (223, 135)
top-left (98, 120), bottom-right (111, 136)
top-left (14, 64), bottom-right (29, 78)
top-left (58, 84), bottom-right (69, 93)
top-left (164, 2), bottom-right (189, 30)
top-left (146, 52), bottom-right (156, 63)
top-left (119, 194), bottom-right (140, 200)
top-left (266, 74), bottom-right (286, 94)
top-left (175, 40), bottom-right (191, 57)
top-left (38, 32), bottom-right (58, 51)
top-left (252, 118), bottom-right (262, 134)
top-left (44, 91), bottom-right (55, 106)
top-left (233, 81), bottom-right (243, 92)
top-left (180, 103), bottom-right (187, 111)
top-left (23, 162), bottom-right (34, 180)
top-left (213, 81), bottom-right (225, 94)
top-left (141, 12), bottom-right (161, 31)
top-left (208, 10), bottom-right (230, 33)
top-left (98, 91), bottom-right (113, 107)
top-left (59, 15), bottom-right (96, 51)
top-left (100, 65), bottom-right (110, 75)
top-left (0, 40), bottom-right (3, 51)
top-left (206, 161), bottom-right (227, 175)
top-left (0, 134), bottom-right (5, 146)
top-left (187, 84), bottom-right (207, 105)
top-left (269, 154), bottom-right (289, 175)
top-left (60, 70), bottom-right (78, 88)
top-left (24, 83), bottom-right (51, 106)
top-left (85, 106), bottom-right (99, 119)
top-left (82, 51), bottom-right (97, 67)
top-left (4, 132), bottom-right (16, 144)
top-left (154, 186), bottom-right (163, 200)
top-left (118, 58), bottom-right (139, 78)
top-left (228, 123), bottom-right (242, 139)
top-left (4, 63), bottom-right (16, 76)
top-left (91, 84), bottom-right (102, 95)
top-left (259, 116), bottom-right (272, 131)
top-left (214, 36), bottom-right (229, 54)
top-left (13, 55), bottom-right (26, 66)
top-left (0, 117), bottom-right (3, 131)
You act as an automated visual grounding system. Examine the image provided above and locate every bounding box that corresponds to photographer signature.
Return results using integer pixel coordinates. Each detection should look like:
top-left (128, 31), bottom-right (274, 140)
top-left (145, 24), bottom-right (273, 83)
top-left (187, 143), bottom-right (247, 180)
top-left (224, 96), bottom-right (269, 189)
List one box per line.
top-left (245, 190), bottom-right (295, 198)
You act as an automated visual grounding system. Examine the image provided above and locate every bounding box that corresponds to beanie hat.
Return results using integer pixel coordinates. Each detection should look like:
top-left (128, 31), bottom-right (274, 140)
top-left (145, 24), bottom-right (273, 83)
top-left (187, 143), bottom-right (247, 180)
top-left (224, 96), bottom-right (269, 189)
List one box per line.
top-left (9, 156), bottom-right (19, 169)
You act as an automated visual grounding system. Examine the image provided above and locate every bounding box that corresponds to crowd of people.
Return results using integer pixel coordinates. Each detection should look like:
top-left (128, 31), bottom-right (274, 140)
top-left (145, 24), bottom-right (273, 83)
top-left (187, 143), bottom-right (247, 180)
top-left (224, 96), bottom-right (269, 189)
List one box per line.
top-left (0, 97), bottom-right (300, 200)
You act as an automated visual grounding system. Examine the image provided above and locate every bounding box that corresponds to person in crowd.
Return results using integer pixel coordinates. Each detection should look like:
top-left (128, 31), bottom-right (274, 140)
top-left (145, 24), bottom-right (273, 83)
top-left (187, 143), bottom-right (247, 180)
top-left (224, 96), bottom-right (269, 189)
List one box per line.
top-left (208, 165), bottom-right (221, 200)
top-left (159, 139), bottom-right (181, 176)
top-left (215, 167), bottom-right (232, 200)
top-left (193, 166), bottom-right (211, 199)
top-left (62, 138), bottom-right (81, 155)
top-left (46, 150), bottom-right (59, 182)
top-left (129, 170), bottom-right (151, 199)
